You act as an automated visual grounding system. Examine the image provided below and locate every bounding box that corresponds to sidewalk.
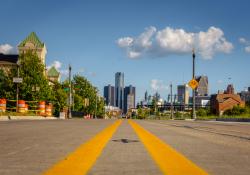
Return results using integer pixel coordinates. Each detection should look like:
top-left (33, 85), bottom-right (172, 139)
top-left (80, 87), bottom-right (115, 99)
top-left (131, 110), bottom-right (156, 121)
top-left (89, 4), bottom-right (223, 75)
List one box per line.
top-left (0, 115), bottom-right (58, 121)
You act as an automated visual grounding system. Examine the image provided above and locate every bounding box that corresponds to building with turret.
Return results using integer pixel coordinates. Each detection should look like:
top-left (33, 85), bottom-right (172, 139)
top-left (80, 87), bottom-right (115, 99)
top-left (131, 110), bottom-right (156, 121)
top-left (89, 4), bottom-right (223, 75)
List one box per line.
top-left (18, 32), bottom-right (47, 65)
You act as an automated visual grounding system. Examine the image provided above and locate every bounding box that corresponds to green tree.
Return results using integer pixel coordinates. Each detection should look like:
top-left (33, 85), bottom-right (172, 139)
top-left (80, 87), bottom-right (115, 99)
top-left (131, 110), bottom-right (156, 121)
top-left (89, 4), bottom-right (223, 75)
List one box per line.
top-left (0, 69), bottom-right (16, 99)
top-left (50, 82), bottom-right (68, 116)
top-left (18, 51), bottom-right (53, 101)
top-left (72, 75), bottom-right (104, 117)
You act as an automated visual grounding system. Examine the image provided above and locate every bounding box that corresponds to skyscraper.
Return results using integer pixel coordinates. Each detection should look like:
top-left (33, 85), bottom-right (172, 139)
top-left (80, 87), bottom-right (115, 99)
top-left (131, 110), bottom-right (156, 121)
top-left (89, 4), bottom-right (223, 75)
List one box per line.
top-left (103, 85), bottom-right (115, 106)
top-left (115, 72), bottom-right (124, 111)
top-left (124, 85), bottom-right (136, 113)
top-left (177, 84), bottom-right (189, 105)
top-left (195, 76), bottom-right (209, 96)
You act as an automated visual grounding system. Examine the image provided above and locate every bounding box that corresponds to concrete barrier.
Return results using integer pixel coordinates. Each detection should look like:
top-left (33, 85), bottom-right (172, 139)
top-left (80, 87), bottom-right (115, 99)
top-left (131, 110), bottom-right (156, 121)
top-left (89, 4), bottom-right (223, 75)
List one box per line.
top-left (0, 116), bottom-right (58, 121)
top-left (216, 118), bottom-right (250, 122)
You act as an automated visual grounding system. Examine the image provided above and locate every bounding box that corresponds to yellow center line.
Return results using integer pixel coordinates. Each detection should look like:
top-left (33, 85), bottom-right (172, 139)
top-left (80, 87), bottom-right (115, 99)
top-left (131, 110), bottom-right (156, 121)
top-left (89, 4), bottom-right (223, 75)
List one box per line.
top-left (129, 120), bottom-right (209, 175)
top-left (43, 120), bottom-right (122, 175)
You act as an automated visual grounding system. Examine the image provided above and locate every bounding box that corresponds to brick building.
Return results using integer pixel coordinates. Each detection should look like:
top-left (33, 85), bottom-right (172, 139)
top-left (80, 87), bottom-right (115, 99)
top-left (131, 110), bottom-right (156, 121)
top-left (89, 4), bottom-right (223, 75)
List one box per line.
top-left (210, 85), bottom-right (245, 115)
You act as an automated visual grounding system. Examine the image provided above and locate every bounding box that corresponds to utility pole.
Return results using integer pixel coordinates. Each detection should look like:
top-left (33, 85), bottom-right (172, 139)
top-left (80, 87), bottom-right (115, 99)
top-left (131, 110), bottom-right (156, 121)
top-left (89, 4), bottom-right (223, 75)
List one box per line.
top-left (68, 64), bottom-right (72, 119)
top-left (192, 49), bottom-right (196, 119)
top-left (16, 62), bottom-right (20, 113)
top-left (170, 83), bottom-right (174, 119)
top-left (95, 95), bottom-right (97, 119)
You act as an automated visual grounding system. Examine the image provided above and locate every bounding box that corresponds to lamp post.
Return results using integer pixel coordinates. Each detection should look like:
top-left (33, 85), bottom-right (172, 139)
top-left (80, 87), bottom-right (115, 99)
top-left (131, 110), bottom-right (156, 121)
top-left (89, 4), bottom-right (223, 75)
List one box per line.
top-left (95, 90), bottom-right (99, 119)
top-left (192, 49), bottom-right (196, 119)
top-left (170, 83), bottom-right (174, 119)
top-left (16, 60), bottom-right (20, 113)
top-left (68, 64), bottom-right (72, 119)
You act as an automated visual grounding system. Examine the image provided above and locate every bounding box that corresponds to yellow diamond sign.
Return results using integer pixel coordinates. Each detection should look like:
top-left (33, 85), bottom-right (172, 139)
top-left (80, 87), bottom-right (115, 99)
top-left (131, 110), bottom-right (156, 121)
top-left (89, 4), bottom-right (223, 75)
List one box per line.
top-left (188, 79), bottom-right (199, 90)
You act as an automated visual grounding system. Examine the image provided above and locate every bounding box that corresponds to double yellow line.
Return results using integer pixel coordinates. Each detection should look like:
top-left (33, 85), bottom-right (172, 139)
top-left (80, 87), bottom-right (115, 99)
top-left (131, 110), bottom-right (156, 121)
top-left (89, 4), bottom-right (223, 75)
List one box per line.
top-left (43, 120), bottom-right (209, 175)
top-left (43, 120), bottom-right (122, 175)
top-left (129, 120), bottom-right (208, 175)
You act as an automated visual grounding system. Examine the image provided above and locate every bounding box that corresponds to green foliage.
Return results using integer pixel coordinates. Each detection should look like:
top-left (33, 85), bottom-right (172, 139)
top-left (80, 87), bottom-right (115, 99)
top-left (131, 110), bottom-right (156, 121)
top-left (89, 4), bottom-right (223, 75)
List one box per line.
top-left (175, 111), bottom-right (182, 118)
top-left (197, 108), bottom-right (209, 117)
top-left (18, 51), bottom-right (53, 101)
top-left (0, 69), bottom-right (16, 99)
top-left (50, 82), bottom-right (68, 116)
top-left (72, 75), bottom-right (104, 117)
top-left (224, 106), bottom-right (247, 116)
top-left (137, 107), bottom-right (150, 119)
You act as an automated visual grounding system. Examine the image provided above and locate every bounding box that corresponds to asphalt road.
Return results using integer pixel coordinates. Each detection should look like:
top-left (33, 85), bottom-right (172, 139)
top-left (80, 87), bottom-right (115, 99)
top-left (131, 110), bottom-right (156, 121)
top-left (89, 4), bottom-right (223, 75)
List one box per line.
top-left (0, 119), bottom-right (249, 175)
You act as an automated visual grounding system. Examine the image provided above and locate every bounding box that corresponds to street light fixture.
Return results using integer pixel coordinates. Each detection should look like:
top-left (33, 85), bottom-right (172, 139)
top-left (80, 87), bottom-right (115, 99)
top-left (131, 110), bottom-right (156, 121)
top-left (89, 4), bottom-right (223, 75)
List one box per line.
top-left (192, 49), bottom-right (196, 119)
top-left (16, 60), bottom-right (21, 112)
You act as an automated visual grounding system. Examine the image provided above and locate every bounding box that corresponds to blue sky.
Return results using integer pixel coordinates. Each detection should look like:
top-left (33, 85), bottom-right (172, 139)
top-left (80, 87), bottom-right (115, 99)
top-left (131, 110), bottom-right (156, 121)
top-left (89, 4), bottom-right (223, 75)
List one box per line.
top-left (1, 0), bottom-right (250, 102)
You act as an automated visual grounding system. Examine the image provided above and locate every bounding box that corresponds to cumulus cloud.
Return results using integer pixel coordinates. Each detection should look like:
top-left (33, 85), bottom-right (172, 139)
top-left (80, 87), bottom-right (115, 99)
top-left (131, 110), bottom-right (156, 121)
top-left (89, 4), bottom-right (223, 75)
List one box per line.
top-left (47, 60), bottom-right (70, 76)
top-left (245, 46), bottom-right (250, 53)
top-left (150, 79), bottom-right (168, 92)
top-left (239, 37), bottom-right (250, 53)
top-left (239, 37), bottom-right (248, 44)
top-left (0, 44), bottom-right (17, 54)
top-left (47, 60), bottom-right (62, 70)
top-left (117, 26), bottom-right (233, 59)
top-left (60, 69), bottom-right (69, 76)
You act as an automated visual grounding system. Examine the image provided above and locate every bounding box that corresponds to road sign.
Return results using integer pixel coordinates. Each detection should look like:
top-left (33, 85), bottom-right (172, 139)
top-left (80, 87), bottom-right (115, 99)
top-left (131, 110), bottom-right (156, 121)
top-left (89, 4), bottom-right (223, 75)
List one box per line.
top-left (188, 79), bottom-right (199, 90)
top-left (13, 77), bottom-right (23, 83)
top-left (64, 88), bottom-right (69, 92)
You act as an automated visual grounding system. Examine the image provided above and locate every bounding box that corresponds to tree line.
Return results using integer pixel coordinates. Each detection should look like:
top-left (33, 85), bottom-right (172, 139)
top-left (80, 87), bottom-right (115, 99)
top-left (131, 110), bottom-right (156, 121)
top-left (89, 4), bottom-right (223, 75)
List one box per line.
top-left (0, 51), bottom-right (104, 117)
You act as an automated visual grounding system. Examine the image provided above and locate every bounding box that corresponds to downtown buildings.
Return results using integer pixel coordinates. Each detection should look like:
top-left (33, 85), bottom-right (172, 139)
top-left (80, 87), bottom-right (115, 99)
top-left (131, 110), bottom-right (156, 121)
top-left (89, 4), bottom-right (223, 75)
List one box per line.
top-left (104, 72), bottom-right (136, 114)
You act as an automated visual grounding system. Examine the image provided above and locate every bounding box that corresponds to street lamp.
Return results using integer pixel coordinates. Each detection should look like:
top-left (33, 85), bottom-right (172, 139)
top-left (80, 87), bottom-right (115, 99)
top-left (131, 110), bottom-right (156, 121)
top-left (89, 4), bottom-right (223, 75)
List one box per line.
top-left (68, 64), bottom-right (72, 119)
top-left (192, 49), bottom-right (196, 119)
top-left (170, 83), bottom-right (174, 119)
top-left (16, 60), bottom-right (21, 112)
top-left (95, 89), bottom-right (99, 119)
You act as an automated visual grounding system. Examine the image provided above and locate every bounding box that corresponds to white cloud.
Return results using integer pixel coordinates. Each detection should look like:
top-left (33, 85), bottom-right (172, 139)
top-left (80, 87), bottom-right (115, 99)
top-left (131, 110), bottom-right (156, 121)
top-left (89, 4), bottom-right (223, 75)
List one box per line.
top-left (117, 37), bottom-right (133, 47)
top-left (60, 69), bottom-right (69, 76)
top-left (117, 26), bottom-right (156, 58)
top-left (117, 26), bottom-right (233, 59)
top-left (245, 46), bottom-right (250, 53)
top-left (217, 80), bottom-right (223, 84)
top-left (239, 37), bottom-right (248, 44)
top-left (239, 37), bottom-right (250, 54)
top-left (156, 27), bottom-right (194, 54)
top-left (0, 44), bottom-right (17, 54)
top-left (150, 79), bottom-right (168, 92)
top-left (47, 60), bottom-right (62, 70)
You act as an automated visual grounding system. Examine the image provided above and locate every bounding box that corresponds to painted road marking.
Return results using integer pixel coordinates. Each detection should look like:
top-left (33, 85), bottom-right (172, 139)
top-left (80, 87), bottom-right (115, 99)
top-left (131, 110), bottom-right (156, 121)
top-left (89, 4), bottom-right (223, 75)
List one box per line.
top-left (43, 120), bottom-right (122, 175)
top-left (129, 120), bottom-right (209, 175)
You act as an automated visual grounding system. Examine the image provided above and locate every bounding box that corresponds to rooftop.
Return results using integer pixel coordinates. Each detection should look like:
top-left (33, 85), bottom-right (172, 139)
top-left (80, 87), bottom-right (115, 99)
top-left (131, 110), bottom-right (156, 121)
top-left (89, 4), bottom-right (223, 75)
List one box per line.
top-left (47, 66), bottom-right (60, 77)
top-left (18, 32), bottom-right (44, 48)
top-left (0, 53), bottom-right (18, 63)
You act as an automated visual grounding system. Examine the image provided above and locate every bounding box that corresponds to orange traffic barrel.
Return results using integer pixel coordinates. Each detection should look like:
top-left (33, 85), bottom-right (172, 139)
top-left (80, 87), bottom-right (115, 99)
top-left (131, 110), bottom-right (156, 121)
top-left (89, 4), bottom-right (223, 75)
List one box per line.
top-left (38, 101), bottom-right (46, 115)
top-left (0, 99), bottom-right (7, 113)
top-left (45, 104), bottom-right (52, 116)
top-left (25, 104), bottom-right (28, 113)
top-left (18, 100), bottom-right (26, 113)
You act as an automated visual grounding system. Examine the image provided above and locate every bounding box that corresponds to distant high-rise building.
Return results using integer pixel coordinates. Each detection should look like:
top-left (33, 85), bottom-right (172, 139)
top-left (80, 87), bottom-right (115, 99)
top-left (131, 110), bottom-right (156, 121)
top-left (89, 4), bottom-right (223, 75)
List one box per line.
top-left (177, 84), bottom-right (189, 105)
top-left (115, 72), bottom-right (124, 111)
top-left (195, 76), bottom-right (208, 96)
top-left (124, 85), bottom-right (136, 113)
top-left (145, 91), bottom-right (148, 102)
top-left (225, 84), bottom-right (235, 94)
top-left (104, 85), bottom-right (115, 106)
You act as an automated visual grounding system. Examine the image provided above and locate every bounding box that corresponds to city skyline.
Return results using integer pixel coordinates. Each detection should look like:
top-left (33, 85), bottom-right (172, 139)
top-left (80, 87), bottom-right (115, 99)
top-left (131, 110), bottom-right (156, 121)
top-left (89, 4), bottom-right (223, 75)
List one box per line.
top-left (104, 72), bottom-right (136, 113)
top-left (0, 0), bottom-right (250, 102)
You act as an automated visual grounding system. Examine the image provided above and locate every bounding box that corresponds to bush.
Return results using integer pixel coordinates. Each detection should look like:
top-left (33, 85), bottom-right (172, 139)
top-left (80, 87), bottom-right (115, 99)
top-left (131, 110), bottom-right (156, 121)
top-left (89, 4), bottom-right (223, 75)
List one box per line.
top-left (197, 108), bottom-right (208, 116)
top-left (175, 111), bottom-right (182, 118)
top-left (224, 106), bottom-right (247, 116)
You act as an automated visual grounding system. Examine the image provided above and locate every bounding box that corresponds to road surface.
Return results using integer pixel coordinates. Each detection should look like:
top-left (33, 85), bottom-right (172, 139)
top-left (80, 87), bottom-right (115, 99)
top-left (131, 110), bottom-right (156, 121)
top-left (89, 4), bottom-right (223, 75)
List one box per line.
top-left (0, 119), bottom-right (249, 175)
